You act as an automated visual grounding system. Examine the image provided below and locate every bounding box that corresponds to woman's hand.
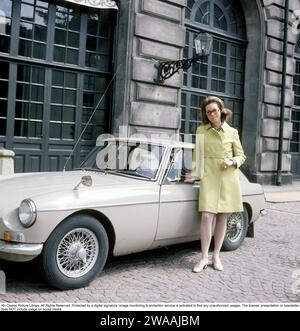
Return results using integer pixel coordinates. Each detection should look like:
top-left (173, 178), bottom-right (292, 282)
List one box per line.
top-left (184, 178), bottom-right (196, 184)
top-left (220, 159), bottom-right (234, 171)
top-left (183, 174), bottom-right (198, 184)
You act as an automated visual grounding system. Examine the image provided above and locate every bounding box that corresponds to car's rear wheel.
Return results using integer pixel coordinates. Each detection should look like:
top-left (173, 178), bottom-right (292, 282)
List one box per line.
top-left (222, 207), bottom-right (249, 251)
top-left (41, 215), bottom-right (108, 290)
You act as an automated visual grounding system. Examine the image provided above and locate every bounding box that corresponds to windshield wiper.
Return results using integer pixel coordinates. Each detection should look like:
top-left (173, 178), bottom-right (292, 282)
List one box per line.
top-left (76, 167), bottom-right (97, 171)
top-left (76, 167), bottom-right (107, 173)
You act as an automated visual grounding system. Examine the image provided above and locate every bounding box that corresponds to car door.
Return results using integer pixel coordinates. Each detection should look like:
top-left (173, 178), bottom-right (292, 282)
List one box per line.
top-left (156, 148), bottom-right (200, 241)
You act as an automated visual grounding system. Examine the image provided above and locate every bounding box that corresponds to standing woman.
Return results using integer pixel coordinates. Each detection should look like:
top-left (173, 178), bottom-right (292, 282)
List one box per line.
top-left (192, 96), bottom-right (246, 272)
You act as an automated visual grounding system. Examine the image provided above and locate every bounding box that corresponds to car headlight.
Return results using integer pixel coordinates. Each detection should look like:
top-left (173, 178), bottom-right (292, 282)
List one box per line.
top-left (18, 199), bottom-right (37, 228)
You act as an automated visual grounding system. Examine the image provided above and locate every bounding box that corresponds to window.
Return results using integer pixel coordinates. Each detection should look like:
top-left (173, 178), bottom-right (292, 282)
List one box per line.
top-left (166, 148), bottom-right (193, 183)
top-left (82, 74), bottom-right (109, 141)
top-left (292, 40), bottom-right (300, 154)
top-left (19, 0), bottom-right (48, 59)
top-left (14, 64), bottom-right (45, 138)
top-left (50, 70), bottom-right (77, 140)
top-left (181, 0), bottom-right (246, 139)
top-left (0, 0), bottom-right (115, 172)
top-left (0, 0), bottom-right (12, 53)
top-left (54, 5), bottom-right (80, 65)
top-left (0, 60), bottom-right (9, 136)
top-left (81, 141), bottom-right (166, 181)
top-left (86, 11), bottom-right (112, 70)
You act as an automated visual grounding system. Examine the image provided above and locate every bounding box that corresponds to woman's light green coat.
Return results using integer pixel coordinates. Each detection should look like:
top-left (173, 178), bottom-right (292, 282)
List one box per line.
top-left (192, 122), bottom-right (246, 213)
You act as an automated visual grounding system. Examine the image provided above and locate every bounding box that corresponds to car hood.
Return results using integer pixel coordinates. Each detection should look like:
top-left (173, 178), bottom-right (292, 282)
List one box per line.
top-left (0, 170), bottom-right (155, 213)
top-left (0, 170), bottom-right (130, 191)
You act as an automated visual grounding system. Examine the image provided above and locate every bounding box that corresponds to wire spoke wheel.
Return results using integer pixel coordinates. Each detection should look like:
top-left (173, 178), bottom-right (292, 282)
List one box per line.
top-left (222, 208), bottom-right (249, 251)
top-left (42, 215), bottom-right (108, 290)
top-left (226, 213), bottom-right (244, 243)
top-left (57, 228), bottom-right (99, 278)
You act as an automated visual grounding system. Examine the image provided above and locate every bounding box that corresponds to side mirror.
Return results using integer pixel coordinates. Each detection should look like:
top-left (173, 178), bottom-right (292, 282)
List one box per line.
top-left (73, 175), bottom-right (93, 190)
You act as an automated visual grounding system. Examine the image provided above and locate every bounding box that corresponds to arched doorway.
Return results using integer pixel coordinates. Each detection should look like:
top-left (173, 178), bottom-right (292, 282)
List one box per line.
top-left (181, 0), bottom-right (247, 137)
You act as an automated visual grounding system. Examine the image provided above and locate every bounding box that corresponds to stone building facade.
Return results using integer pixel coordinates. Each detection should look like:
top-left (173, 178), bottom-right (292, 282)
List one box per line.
top-left (113, 0), bottom-right (300, 185)
top-left (0, 0), bottom-right (300, 184)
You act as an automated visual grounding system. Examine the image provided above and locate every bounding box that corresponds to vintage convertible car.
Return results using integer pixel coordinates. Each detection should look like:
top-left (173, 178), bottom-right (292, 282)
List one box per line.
top-left (0, 138), bottom-right (266, 289)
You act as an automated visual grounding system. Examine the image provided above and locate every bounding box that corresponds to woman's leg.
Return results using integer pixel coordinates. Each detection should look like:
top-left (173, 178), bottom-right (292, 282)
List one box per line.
top-left (213, 213), bottom-right (227, 270)
top-left (193, 212), bottom-right (214, 272)
top-left (200, 212), bottom-right (214, 260)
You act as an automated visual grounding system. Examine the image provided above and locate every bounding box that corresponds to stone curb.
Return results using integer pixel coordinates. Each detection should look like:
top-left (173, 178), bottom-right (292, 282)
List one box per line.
top-left (264, 191), bottom-right (300, 203)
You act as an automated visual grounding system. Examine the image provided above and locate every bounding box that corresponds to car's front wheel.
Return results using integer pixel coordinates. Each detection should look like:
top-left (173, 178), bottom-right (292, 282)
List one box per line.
top-left (41, 215), bottom-right (108, 290)
top-left (222, 207), bottom-right (249, 251)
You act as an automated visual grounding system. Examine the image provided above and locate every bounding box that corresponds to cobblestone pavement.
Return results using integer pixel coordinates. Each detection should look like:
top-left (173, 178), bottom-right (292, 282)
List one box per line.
top-left (0, 202), bottom-right (300, 303)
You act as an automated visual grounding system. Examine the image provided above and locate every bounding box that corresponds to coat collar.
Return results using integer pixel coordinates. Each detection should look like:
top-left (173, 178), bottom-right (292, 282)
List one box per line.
top-left (205, 121), bottom-right (231, 132)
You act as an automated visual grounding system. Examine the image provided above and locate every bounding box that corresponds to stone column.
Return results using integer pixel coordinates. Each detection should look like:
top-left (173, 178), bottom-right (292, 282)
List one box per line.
top-left (0, 149), bottom-right (15, 175)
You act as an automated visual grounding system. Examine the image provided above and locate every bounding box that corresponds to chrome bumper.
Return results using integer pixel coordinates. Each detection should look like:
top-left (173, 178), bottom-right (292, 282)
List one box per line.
top-left (0, 240), bottom-right (43, 261)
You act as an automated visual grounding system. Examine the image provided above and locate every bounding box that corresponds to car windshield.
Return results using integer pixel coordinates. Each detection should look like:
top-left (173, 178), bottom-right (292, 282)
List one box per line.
top-left (80, 140), bottom-right (166, 180)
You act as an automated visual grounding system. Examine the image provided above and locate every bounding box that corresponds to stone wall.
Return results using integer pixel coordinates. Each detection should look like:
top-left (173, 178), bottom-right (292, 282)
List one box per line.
top-left (112, 0), bottom-right (299, 185)
top-left (257, 0), bottom-right (298, 184)
top-left (113, 0), bottom-right (187, 138)
top-left (130, 0), bottom-right (187, 138)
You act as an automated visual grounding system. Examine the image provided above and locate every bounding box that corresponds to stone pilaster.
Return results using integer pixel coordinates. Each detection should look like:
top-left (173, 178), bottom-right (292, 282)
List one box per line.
top-left (257, 0), bottom-right (297, 184)
top-left (128, 0), bottom-right (187, 138)
top-left (0, 149), bottom-right (15, 175)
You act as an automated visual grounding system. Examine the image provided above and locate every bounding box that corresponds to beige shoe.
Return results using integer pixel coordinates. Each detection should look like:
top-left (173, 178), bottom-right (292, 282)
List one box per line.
top-left (192, 260), bottom-right (208, 273)
top-left (212, 258), bottom-right (223, 271)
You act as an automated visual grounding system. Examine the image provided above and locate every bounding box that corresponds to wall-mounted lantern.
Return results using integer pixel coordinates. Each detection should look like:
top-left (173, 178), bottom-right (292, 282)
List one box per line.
top-left (154, 33), bottom-right (213, 84)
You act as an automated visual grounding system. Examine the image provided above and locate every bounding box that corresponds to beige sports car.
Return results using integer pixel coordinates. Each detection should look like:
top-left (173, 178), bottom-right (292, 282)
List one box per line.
top-left (0, 138), bottom-right (266, 289)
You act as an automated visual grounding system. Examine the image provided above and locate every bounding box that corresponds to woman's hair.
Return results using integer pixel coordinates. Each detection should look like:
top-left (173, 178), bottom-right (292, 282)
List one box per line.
top-left (201, 96), bottom-right (232, 124)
